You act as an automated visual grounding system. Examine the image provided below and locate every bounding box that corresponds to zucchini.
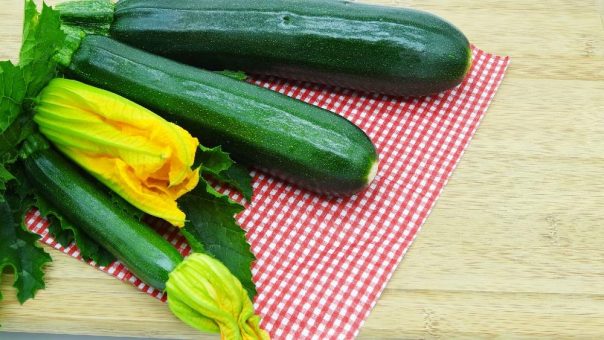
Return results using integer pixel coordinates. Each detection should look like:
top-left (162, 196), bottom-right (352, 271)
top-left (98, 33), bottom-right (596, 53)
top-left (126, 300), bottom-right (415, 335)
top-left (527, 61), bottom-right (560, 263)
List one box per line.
top-left (61, 35), bottom-right (379, 195)
top-left (21, 142), bottom-right (269, 337)
top-left (23, 144), bottom-right (183, 290)
top-left (62, 0), bottom-right (472, 97)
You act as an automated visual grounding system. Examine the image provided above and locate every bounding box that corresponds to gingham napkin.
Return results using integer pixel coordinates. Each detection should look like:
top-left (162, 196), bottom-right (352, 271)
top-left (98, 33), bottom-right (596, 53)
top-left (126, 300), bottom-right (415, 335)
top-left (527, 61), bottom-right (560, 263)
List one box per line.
top-left (27, 46), bottom-right (510, 339)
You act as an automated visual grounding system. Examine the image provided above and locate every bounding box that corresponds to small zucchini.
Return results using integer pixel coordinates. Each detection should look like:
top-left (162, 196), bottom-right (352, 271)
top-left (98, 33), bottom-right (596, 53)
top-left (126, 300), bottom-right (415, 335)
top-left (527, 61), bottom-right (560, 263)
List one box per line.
top-left (24, 144), bottom-right (183, 290)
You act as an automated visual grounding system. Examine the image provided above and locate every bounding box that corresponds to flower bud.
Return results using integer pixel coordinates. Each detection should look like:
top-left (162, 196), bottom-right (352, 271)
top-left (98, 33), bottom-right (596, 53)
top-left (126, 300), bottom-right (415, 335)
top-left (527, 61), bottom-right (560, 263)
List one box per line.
top-left (35, 78), bottom-right (199, 227)
top-left (167, 253), bottom-right (270, 340)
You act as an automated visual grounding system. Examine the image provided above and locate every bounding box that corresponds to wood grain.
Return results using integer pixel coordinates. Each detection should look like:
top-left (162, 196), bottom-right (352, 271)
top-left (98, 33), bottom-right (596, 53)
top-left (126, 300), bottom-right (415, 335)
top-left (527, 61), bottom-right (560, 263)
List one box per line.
top-left (1, 0), bottom-right (604, 338)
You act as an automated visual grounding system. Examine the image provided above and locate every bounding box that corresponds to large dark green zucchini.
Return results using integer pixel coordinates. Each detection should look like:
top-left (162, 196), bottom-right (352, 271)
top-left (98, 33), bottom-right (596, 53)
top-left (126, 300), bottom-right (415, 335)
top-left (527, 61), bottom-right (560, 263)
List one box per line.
top-left (108, 0), bottom-right (472, 96)
top-left (62, 35), bottom-right (378, 195)
top-left (23, 144), bottom-right (183, 290)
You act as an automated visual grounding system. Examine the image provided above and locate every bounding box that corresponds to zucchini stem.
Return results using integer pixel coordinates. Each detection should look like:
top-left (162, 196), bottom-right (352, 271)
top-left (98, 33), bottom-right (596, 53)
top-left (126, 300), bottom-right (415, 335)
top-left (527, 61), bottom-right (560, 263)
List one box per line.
top-left (54, 25), bottom-right (85, 68)
top-left (22, 134), bottom-right (50, 159)
top-left (55, 0), bottom-right (115, 35)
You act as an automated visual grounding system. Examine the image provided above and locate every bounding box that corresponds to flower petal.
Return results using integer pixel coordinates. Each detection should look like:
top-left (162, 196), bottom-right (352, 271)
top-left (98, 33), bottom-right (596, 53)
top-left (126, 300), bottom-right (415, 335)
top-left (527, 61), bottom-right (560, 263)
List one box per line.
top-left (167, 253), bottom-right (270, 340)
top-left (35, 79), bottom-right (200, 226)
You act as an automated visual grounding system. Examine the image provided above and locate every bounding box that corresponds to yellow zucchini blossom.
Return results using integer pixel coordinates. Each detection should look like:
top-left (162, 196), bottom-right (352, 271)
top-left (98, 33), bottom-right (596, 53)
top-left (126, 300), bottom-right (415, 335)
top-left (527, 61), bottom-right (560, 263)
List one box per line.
top-left (34, 78), bottom-right (200, 227)
top-left (167, 253), bottom-right (270, 340)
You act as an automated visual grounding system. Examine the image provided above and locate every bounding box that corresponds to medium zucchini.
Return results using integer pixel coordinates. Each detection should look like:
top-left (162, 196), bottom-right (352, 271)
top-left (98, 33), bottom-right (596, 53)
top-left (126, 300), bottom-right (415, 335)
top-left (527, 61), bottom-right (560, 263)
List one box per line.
top-left (22, 142), bottom-right (269, 337)
top-left (61, 35), bottom-right (379, 195)
top-left (23, 143), bottom-right (183, 290)
top-left (61, 0), bottom-right (472, 96)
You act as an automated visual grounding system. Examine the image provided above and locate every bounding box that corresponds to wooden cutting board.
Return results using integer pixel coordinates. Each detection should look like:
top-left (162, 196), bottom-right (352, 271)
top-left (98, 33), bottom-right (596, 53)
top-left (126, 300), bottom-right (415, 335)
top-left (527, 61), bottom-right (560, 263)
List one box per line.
top-left (1, 0), bottom-right (604, 338)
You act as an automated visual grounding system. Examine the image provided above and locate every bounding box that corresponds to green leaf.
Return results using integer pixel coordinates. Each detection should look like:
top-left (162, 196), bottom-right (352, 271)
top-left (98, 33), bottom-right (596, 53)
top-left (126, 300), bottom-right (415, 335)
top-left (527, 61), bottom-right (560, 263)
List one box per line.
top-left (0, 148), bottom-right (23, 205)
top-left (4, 162), bottom-right (35, 200)
top-left (180, 182), bottom-right (257, 299)
top-left (20, 1), bottom-right (65, 98)
top-left (19, 0), bottom-right (39, 62)
top-left (35, 195), bottom-right (115, 267)
top-left (0, 165), bottom-right (14, 183)
top-left (0, 61), bottom-right (27, 134)
top-left (183, 146), bottom-right (255, 296)
top-left (0, 163), bottom-right (15, 198)
top-left (0, 1), bottom-right (92, 305)
top-left (0, 192), bottom-right (52, 304)
top-left (197, 145), bottom-right (234, 173)
top-left (0, 111), bottom-right (35, 157)
top-left (213, 164), bottom-right (253, 202)
top-left (179, 228), bottom-right (206, 254)
top-left (197, 145), bottom-right (253, 201)
top-left (0, 0), bottom-right (65, 138)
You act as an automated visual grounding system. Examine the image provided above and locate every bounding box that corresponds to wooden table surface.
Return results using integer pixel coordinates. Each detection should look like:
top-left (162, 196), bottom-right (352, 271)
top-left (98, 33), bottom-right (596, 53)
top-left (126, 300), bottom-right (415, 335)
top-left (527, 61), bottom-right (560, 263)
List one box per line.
top-left (1, 0), bottom-right (604, 338)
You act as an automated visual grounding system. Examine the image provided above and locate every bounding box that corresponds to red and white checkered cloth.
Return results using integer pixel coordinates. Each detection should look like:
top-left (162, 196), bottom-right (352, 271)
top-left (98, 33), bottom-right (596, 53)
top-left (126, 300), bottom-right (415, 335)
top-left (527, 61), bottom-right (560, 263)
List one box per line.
top-left (26, 46), bottom-right (509, 339)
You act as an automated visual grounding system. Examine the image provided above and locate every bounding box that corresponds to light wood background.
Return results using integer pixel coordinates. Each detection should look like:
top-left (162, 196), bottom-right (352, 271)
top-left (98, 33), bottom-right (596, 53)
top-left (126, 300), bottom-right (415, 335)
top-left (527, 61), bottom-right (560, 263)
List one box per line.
top-left (1, 0), bottom-right (604, 338)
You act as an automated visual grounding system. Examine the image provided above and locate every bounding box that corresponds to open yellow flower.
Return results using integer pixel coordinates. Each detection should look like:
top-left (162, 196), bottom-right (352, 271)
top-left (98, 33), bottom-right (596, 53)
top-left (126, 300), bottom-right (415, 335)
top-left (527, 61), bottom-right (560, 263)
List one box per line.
top-left (34, 78), bottom-right (199, 227)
